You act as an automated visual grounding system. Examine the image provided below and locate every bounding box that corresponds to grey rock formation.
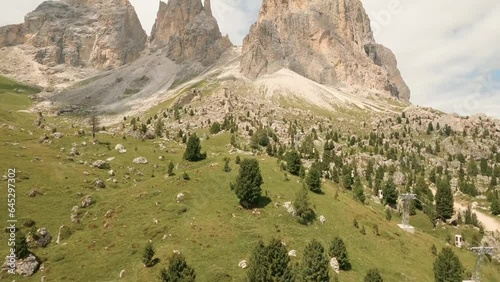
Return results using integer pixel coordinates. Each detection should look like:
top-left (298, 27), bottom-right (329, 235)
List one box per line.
top-left (1, 254), bottom-right (40, 276)
top-left (80, 195), bottom-right (93, 208)
top-left (241, 0), bottom-right (410, 101)
top-left (149, 0), bottom-right (232, 66)
top-left (92, 160), bottom-right (110, 169)
top-left (0, 0), bottom-right (147, 69)
top-left (33, 227), bottom-right (52, 248)
top-left (133, 157), bottom-right (148, 164)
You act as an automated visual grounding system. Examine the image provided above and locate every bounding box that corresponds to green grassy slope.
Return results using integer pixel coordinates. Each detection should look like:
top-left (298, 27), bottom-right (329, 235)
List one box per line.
top-left (0, 78), bottom-right (498, 282)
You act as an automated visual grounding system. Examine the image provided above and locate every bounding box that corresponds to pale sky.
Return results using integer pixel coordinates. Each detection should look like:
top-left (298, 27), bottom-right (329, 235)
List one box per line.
top-left (0, 0), bottom-right (499, 117)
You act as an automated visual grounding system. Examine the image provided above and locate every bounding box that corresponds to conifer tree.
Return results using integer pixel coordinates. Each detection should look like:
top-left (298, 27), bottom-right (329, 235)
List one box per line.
top-left (353, 176), bottom-right (366, 204)
top-left (160, 254), bottom-right (196, 282)
top-left (433, 247), bottom-right (463, 282)
top-left (306, 165), bottom-right (322, 193)
top-left (167, 161), bottom-right (175, 176)
top-left (294, 184), bottom-right (315, 225)
top-left (342, 165), bottom-right (353, 190)
top-left (285, 150), bottom-right (302, 176)
top-left (328, 237), bottom-right (349, 270)
top-left (15, 235), bottom-right (29, 259)
top-left (302, 240), bottom-right (329, 282)
top-left (183, 134), bottom-right (206, 162)
top-left (232, 159), bottom-right (263, 208)
top-left (382, 178), bottom-right (398, 206)
top-left (435, 178), bottom-right (454, 220)
top-left (247, 239), bottom-right (295, 282)
top-left (142, 242), bottom-right (155, 267)
top-left (364, 269), bottom-right (383, 282)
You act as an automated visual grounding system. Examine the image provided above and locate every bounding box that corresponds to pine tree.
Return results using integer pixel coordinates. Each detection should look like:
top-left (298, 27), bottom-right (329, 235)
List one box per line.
top-left (328, 237), bottom-right (349, 270)
top-left (142, 242), bottom-right (155, 267)
top-left (15, 235), bottom-right (30, 259)
top-left (383, 179), bottom-right (398, 206)
top-left (167, 161), bottom-right (175, 176)
top-left (285, 150), bottom-right (302, 176)
top-left (154, 118), bottom-right (164, 137)
top-left (232, 159), bottom-right (263, 208)
top-left (427, 122), bottom-right (434, 134)
top-left (467, 160), bottom-right (478, 176)
top-left (294, 185), bottom-right (315, 225)
top-left (247, 239), bottom-right (295, 282)
top-left (305, 166), bottom-right (322, 193)
top-left (160, 254), bottom-right (196, 282)
top-left (266, 239), bottom-right (294, 281)
top-left (342, 165), bottom-right (353, 190)
top-left (247, 241), bottom-right (267, 281)
top-left (364, 269), bottom-right (383, 282)
top-left (435, 178), bottom-right (454, 220)
top-left (209, 121), bottom-right (221, 134)
top-left (266, 143), bottom-right (273, 156)
top-left (223, 157), bottom-right (231, 172)
top-left (491, 192), bottom-right (500, 215)
top-left (302, 239), bottom-right (330, 282)
top-left (183, 134), bottom-right (206, 162)
top-left (353, 176), bottom-right (366, 204)
top-left (433, 247), bottom-right (463, 282)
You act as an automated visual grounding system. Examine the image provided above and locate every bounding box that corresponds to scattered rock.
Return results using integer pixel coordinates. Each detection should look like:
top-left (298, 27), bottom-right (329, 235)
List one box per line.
top-left (329, 257), bottom-right (340, 274)
top-left (282, 201), bottom-right (296, 216)
top-left (80, 195), bottom-right (93, 208)
top-left (71, 206), bottom-right (80, 223)
top-left (29, 190), bottom-right (37, 197)
top-left (119, 269), bottom-right (125, 278)
top-left (288, 250), bottom-right (297, 257)
top-left (238, 260), bottom-right (248, 269)
top-left (1, 254), bottom-right (40, 276)
top-left (93, 160), bottom-right (110, 169)
top-left (173, 250), bottom-right (181, 255)
top-left (108, 170), bottom-right (115, 176)
top-left (133, 157), bottom-right (148, 164)
top-left (69, 147), bottom-right (79, 156)
top-left (115, 144), bottom-right (127, 153)
top-left (176, 192), bottom-right (185, 203)
top-left (52, 132), bottom-right (64, 139)
top-left (94, 178), bottom-right (106, 188)
top-left (56, 225), bottom-right (64, 244)
top-left (319, 215), bottom-right (326, 224)
top-left (104, 210), bottom-right (114, 218)
top-left (34, 227), bottom-right (51, 247)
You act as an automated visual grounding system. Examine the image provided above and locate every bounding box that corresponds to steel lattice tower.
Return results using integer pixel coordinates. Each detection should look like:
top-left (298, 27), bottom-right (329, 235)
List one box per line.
top-left (470, 246), bottom-right (494, 282)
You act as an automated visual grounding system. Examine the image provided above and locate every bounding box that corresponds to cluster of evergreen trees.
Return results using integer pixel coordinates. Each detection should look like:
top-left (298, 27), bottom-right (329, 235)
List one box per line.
top-left (246, 238), bottom-right (353, 281)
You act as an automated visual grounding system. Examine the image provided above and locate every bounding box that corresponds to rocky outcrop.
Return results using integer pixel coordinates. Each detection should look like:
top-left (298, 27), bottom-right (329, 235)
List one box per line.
top-left (0, 0), bottom-right (147, 69)
top-left (1, 254), bottom-right (40, 276)
top-left (149, 0), bottom-right (232, 66)
top-left (241, 0), bottom-right (410, 101)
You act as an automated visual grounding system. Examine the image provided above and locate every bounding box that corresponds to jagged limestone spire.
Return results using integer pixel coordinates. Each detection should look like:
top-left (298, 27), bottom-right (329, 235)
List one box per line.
top-left (204, 0), bottom-right (212, 17)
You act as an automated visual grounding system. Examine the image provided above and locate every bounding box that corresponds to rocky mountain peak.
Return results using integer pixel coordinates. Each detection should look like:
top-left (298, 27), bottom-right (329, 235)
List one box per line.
top-left (241, 0), bottom-right (410, 101)
top-left (204, 0), bottom-right (213, 17)
top-left (149, 0), bottom-right (232, 66)
top-left (0, 0), bottom-right (147, 69)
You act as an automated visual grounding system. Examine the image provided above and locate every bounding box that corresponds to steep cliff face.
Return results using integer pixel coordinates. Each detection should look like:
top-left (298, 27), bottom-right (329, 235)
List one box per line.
top-left (240, 0), bottom-right (410, 101)
top-left (149, 0), bottom-right (232, 66)
top-left (0, 0), bottom-right (147, 69)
